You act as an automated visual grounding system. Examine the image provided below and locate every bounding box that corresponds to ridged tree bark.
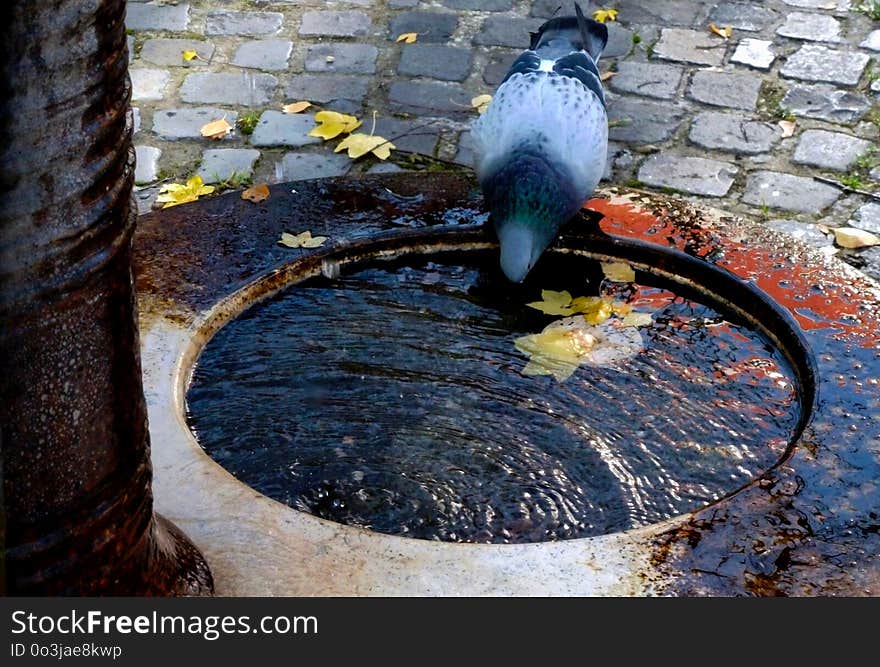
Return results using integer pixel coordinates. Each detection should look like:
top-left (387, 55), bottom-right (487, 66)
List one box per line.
top-left (0, 0), bottom-right (212, 595)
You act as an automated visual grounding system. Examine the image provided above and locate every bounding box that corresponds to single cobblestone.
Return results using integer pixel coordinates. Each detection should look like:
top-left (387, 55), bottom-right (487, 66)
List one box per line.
top-left (780, 44), bottom-right (870, 86)
top-left (792, 129), bottom-right (873, 172)
top-left (742, 171), bottom-right (840, 212)
top-left (140, 39), bottom-right (214, 67)
top-left (607, 97), bottom-right (688, 143)
top-left (609, 62), bottom-right (683, 100)
top-left (731, 38), bottom-right (776, 69)
top-left (389, 81), bottom-right (474, 117)
top-left (776, 12), bottom-right (842, 42)
top-left (126, 2), bottom-right (190, 32)
top-left (653, 28), bottom-right (726, 67)
top-left (300, 11), bottom-right (371, 37)
top-left (689, 111), bottom-right (780, 155)
top-left (205, 10), bottom-right (283, 36)
top-left (232, 40), bottom-right (293, 71)
top-left (389, 12), bottom-right (458, 43)
top-left (130, 69), bottom-right (170, 101)
top-left (765, 219), bottom-right (834, 248)
top-left (851, 203), bottom-right (880, 234)
top-left (153, 107), bottom-right (239, 140)
top-left (285, 75), bottom-right (368, 113)
top-left (134, 146), bottom-right (161, 184)
top-left (373, 117), bottom-right (441, 156)
top-left (250, 111), bottom-right (320, 148)
top-left (709, 3), bottom-right (779, 32)
top-left (688, 70), bottom-right (762, 111)
top-left (781, 83), bottom-right (872, 122)
top-left (280, 152), bottom-right (351, 181)
top-left (197, 149), bottom-right (261, 184)
top-left (305, 44), bottom-right (378, 74)
top-left (638, 154), bottom-right (738, 196)
top-left (861, 31), bottom-right (880, 51)
top-left (180, 72), bottom-right (277, 106)
top-left (603, 24), bottom-right (635, 59)
top-left (440, 0), bottom-right (513, 9)
top-left (474, 17), bottom-right (544, 48)
top-left (398, 45), bottom-right (472, 82)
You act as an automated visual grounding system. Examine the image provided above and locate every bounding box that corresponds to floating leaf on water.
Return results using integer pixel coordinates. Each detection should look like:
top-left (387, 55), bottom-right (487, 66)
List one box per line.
top-left (335, 132), bottom-right (396, 160)
top-left (527, 290), bottom-right (575, 315)
top-left (396, 32), bottom-right (418, 44)
top-left (601, 261), bottom-right (636, 283)
top-left (592, 8), bottom-right (619, 23)
top-left (307, 110), bottom-right (362, 141)
top-left (582, 298), bottom-right (614, 325)
top-left (620, 311), bottom-right (654, 328)
top-left (471, 94), bottom-right (492, 114)
top-left (200, 117), bottom-right (232, 139)
top-left (282, 101), bottom-right (311, 114)
top-left (156, 175), bottom-right (215, 208)
top-left (182, 49), bottom-right (198, 62)
top-left (832, 227), bottom-right (880, 249)
top-left (278, 230), bottom-right (328, 249)
top-left (708, 23), bottom-right (733, 39)
top-left (778, 120), bottom-right (796, 138)
top-left (515, 324), bottom-right (597, 382)
top-left (241, 183), bottom-right (270, 203)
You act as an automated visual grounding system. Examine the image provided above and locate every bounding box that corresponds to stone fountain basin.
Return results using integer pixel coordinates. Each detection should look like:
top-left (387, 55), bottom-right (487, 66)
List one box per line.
top-left (135, 173), bottom-right (880, 596)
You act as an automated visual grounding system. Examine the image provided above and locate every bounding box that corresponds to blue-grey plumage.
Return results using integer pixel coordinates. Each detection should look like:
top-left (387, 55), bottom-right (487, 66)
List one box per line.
top-left (471, 3), bottom-right (609, 283)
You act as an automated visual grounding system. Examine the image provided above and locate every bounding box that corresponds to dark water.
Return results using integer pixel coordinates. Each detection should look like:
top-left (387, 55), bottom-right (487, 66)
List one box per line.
top-left (187, 253), bottom-right (802, 543)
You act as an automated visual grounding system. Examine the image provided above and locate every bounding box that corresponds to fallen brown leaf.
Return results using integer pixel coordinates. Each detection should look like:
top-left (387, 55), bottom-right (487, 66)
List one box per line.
top-left (282, 101), bottom-right (311, 114)
top-left (200, 117), bottom-right (232, 140)
top-left (241, 184), bottom-right (270, 203)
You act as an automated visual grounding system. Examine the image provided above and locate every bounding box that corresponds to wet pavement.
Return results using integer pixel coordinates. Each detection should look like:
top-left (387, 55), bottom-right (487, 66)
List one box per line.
top-left (126, 1), bottom-right (880, 279)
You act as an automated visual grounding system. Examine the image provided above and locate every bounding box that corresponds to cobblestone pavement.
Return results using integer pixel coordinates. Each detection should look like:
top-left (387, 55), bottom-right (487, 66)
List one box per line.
top-left (127, 0), bottom-right (880, 279)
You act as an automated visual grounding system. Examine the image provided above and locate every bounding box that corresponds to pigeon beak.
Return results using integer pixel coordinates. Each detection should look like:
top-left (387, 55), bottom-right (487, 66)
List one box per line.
top-left (497, 224), bottom-right (539, 283)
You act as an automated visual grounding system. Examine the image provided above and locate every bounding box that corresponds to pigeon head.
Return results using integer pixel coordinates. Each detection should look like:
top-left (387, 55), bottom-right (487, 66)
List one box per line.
top-left (495, 217), bottom-right (556, 283)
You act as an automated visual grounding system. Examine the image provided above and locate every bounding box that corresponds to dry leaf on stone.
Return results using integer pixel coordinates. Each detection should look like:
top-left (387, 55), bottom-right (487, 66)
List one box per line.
top-left (601, 261), bottom-right (636, 283)
top-left (308, 110), bottom-right (362, 140)
top-left (278, 230), bottom-right (328, 249)
top-left (282, 101), bottom-right (311, 114)
top-left (156, 176), bottom-right (215, 209)
top-left (471, 94), bottom-right (492, 114)
top-left (182, 50), bottom-right (198, 61)
top-left (778, 120), bottom-right (796, 138)
top-left (708, 23), bottom-right (733, 39)
top-left (200, 117), bottom-right (232, 140)
top-left (832, 227), bottom-right (880, 249)
top-left (335, 133), bottom-right (396, 160)
top-left (600, 71), bottom-right (615, 81)
top-left (592, 9), bottom-right (619, 23)
top-left (396, 32), bottom-right (418, 44)
top-left (241, 184), bottom-right (270, 203)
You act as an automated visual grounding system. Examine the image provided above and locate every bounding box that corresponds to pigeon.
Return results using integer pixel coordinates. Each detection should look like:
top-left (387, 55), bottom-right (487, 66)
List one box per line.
top-left (471, 3), bottom-right (609, 283)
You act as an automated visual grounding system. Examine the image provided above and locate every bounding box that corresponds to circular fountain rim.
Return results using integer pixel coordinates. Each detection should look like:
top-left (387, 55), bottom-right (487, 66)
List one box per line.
top-left (135, 173), bottom-right (880, 596)
top-left (182, 226), bottom-right (816, 541)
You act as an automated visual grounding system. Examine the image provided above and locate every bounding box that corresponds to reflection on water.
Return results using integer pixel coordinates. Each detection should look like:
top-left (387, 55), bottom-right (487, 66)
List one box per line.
top-left (187, 253), bottom-right (802, 543)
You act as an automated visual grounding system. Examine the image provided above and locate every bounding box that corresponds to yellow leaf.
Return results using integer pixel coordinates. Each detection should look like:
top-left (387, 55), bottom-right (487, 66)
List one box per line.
top-left (241, 184), bottom-right (270, 203)
top-left (708, 23), bottom-right (733, 39)
top-left (182, 49), bottom-right (198, 62)
top-left (600, 71), bottom-right (615, 81)
top-left (307, 110), bottom-right (362, 141)
top-left (527, 290), bottom-right (575, 316)
top-left (579, 297), bottom-right (614, 325)
top-left (396, 32), bottom-right (418, 44)
top-left (282, 101), bottom-right (311, 114)
top-left (334, 133), bottom-right (396, 160)
top-left (471, 94), bottom-right (492, 114)
top-left (620, 311), bottom-right (654, 328)
top-left (601, 261), bottom-right (636, 283)
top-left (200, 117), bottom-right (232, 140)
top-left (278, 230), bottom-right (328, 249)
top-left (592, 9), bottom-right (619, 23)
top-left (832, 227), bottom-right (880, 249)
top-left (778, 120), bottom-right (796, 138)
top-left (156, 176), bottom-right (214, 209)
top-left (515, 321), bottom-right (598, 382)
